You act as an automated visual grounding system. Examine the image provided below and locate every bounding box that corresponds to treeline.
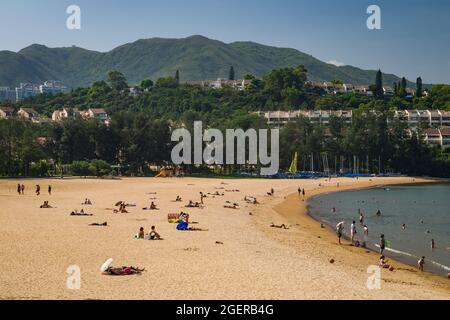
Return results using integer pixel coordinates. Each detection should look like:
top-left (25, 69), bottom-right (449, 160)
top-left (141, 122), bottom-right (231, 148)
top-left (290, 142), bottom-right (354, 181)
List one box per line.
top-left (1, 110), bottom-right (450, 177)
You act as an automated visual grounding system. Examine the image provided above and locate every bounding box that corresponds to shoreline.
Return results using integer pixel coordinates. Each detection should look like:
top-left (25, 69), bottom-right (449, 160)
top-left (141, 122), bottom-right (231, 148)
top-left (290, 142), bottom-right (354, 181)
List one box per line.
top-left (304, 181), bottom-right (450, 278)
top-left (270, 177), bottom-right (450, 297)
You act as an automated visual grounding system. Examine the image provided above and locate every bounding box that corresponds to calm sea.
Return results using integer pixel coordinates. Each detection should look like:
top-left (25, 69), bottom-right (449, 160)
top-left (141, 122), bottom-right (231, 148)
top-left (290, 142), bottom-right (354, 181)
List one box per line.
top-left (308, 183), bottom-right (450, 277)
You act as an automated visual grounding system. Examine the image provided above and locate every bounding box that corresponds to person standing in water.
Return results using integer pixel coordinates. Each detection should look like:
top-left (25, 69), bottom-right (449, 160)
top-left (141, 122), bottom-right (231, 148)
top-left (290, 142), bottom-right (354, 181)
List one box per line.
top-left (363, 225), bottom-right (369, 248)
top-left (350, 221), bottom-right (357, 243)
top-left (431, 239), bottom-right (435, 250)
top-left (359, 211), bottom-right (364, 225)
top-left (379, 234), bottom-right (386, 254)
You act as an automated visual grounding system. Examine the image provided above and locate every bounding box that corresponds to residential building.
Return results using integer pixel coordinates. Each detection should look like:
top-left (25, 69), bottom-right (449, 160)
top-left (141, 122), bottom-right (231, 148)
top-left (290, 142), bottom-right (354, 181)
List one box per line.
top-left (17, 108), bottom-right (40, 122)
top-left (422, 128), bottom-right (442, 146)
top-left (186, 79), bottom-right (251, 90)
top-left (39, 81), bottom-right (68, 95)
top-left (87, 108), bottom-right (109, 122)
top-left (15, 83), bottom-right (40, 102)
top-left (441, 128), bottom-right (450, 147)
top-left (0, 106), bottom-right (15, 119)
top-left (0, 87), bottom-right (16, 102)
top-left (52, 107), bottom-right (83, 121)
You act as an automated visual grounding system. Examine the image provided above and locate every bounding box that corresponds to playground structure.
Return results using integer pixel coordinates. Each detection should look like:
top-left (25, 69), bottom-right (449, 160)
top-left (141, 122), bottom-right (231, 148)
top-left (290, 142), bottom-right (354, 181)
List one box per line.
top-left (155, 167), bottom-right (185, 178)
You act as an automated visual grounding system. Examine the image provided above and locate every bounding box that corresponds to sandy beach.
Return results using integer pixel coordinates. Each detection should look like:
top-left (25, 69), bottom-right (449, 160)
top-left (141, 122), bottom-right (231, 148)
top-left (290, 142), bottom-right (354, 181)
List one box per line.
top-left (0, 176), bottom-right (449, 300)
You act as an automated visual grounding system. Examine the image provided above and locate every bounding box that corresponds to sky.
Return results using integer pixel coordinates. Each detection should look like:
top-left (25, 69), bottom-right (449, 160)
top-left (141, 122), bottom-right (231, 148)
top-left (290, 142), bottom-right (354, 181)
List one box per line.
top-left (1, 0), bottom-right (449, 83)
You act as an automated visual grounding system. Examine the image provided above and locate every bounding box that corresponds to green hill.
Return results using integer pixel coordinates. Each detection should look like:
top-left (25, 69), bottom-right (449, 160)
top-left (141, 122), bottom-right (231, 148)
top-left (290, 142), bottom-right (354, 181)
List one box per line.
top-left (0, 35), bottom-right (414, 88)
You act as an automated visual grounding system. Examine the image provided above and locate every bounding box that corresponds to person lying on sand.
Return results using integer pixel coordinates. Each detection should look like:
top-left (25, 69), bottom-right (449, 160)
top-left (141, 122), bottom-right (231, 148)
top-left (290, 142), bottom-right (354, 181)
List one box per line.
top-left (90, 222), bottom-right (107, 227)
top-left (103, 266), bottom-right (145, 276)
top-left (71, 209), bottom-right (93, 216)
top-left (245, 196), bottom-right (259, 204)
top-left (177, 221), bottom-right (208, 231)
top-left (270, 223), bottom-right (289, 229)
top-left (224, 202), bottom-right (239, 209)
top-left (40, 201), bottom-right (53, 209)
top-left (186, 201), bottom-right (202, 208)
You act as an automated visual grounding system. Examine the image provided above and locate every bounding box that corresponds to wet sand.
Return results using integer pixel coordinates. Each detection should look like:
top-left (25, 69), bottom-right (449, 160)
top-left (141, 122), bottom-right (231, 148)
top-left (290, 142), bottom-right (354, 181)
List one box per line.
top-left (0, 176), bottom-right (448, 300)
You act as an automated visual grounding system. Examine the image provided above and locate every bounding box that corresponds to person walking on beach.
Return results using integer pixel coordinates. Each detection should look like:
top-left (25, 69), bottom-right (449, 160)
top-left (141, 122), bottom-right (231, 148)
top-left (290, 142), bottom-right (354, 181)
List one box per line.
top-left (17, 184), bottom-right (21, 195)
top-left (298, 187), bottom-right (301, 196)
top-left (418, 256), bottom-right (425, 271)
top-left (379, 234), bottom-right (386, 254)
top-left (350, 221), bottom-right (357, 243)
top-left (336, 221), bottom-right (345, 244)
top-left (21, 184), bottom-right (25, 195)
top-left (363, 225), bottom-right (369, 248)
top-left (302, 189), bottom-right (305, 198)
top-left (48, 185), bottom-right (52, 195)
top-left (36, 185), bottom-right (41, 196)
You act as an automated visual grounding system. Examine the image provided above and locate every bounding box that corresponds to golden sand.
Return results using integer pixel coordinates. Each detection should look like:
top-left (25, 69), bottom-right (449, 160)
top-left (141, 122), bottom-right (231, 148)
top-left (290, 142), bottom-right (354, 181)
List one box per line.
top-left (0, 176), bottom-right (448, 300)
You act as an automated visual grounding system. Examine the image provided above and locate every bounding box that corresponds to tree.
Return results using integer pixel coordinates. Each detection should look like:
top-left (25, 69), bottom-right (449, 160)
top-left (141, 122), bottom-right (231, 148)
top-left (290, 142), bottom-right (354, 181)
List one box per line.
top-left (140, 79), bottom-right (154, 90)
top-left (175, 70), bottom-right (180, 85)
top-left (107, 71), bottom-right (128, 91)
top-left (155, 77), bottom-right (178, 88)
top-left (374, 70), bottom-right (384, 99)
top-left (416, 77), bottom-right (423, 98)
top-left (228, 66), bottom-right (235, 81)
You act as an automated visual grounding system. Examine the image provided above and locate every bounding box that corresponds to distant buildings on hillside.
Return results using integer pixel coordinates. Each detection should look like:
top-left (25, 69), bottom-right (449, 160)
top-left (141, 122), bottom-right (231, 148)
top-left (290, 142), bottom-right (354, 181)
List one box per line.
top-left (258, 109), bottom-right (450, 128)
top-left (0, 106), bottom-right (110, 125)
top-left (185, 79), bottom-right (252, 90)
top-left (0, 81), bottom-right (68, 103)
top-left (305, 81), bottom-right (420, 97)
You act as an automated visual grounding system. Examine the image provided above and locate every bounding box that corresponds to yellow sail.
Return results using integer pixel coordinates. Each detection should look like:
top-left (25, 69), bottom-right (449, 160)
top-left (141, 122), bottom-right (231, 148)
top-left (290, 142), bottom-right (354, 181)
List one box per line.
top-left (288, 152), bottom-right (298, 173)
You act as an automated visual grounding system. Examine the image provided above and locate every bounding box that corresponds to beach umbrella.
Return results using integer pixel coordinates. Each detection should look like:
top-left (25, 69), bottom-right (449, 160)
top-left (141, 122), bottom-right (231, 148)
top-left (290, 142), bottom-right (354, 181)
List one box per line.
top-left (100, 258), bottom-right (114, 273)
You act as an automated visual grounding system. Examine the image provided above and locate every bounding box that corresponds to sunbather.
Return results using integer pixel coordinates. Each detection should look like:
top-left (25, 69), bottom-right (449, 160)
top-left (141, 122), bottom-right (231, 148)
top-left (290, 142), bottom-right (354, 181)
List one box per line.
top-left (90, 222), bottom-right (107, 226)
top-left (103, 266), bottom-right (145, 276)
top-left (270, 223), bottom-right (289, 229)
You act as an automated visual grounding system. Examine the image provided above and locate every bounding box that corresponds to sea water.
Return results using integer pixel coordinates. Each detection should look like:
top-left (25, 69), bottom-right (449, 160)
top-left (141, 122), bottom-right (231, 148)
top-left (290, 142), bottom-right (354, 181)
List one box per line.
top-left (308, 184), bottom-right (450, 276)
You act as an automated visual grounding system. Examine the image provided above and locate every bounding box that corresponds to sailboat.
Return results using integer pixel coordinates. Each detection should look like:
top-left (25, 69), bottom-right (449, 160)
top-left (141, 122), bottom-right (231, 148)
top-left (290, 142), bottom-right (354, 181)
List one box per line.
top-left (288, 152), bottom-right (298, 174)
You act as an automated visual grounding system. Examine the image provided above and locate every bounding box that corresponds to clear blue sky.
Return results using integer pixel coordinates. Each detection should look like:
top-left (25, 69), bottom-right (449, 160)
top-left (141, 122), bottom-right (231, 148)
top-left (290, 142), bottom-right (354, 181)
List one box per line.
top-left (1, 0), bottom-right (449, 83)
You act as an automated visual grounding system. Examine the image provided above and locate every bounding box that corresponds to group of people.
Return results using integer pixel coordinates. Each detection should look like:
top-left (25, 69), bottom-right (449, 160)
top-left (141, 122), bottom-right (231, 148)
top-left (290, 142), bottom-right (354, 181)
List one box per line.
top-left (136, 226), bottom-right (162, 240)
top-left (336, 208), bottom-right (431, 272)
top-left (16, 183), bottom-right (52, 196)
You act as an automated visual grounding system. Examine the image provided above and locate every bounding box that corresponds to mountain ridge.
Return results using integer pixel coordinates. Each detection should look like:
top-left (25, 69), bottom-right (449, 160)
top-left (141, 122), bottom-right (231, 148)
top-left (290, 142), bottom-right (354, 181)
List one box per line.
top-left (0, 35), bottom-right (416, 88)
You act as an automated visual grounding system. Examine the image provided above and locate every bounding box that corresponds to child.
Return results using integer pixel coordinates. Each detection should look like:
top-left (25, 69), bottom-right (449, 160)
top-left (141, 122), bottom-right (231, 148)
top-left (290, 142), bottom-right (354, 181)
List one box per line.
top-left (137, 227), bottom-right (145, 239)
top-left (418, 256), bottom-right (425, 271)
